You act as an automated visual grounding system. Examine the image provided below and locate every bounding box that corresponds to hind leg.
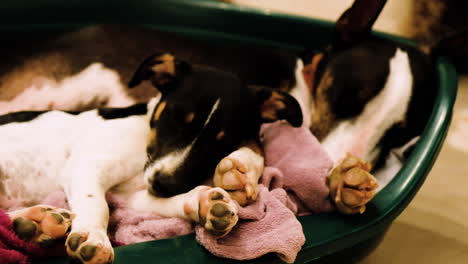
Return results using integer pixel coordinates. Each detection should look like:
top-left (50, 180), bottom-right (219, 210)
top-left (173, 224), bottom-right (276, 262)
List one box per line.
top-left (8, 205), bottom-right (74, 247)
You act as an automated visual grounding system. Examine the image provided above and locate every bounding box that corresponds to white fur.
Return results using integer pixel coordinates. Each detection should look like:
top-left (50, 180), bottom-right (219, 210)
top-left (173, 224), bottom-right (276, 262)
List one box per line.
top-left (0, 63), bottom-right (135, 115)
top-left (290, 59), bottom-right (313, 128)
top-left (203, 98), bottom-right (221, 127)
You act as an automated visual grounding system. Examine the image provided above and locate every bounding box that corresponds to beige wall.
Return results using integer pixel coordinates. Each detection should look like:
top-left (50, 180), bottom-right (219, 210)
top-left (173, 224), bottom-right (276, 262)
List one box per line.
top-left (232, 0), bottom-right (414, 37)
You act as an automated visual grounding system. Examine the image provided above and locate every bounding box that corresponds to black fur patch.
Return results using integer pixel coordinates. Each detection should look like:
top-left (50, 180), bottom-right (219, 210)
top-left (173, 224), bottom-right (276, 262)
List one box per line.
top-left (0, 111), bottom-right (47, 125)
top-left (97, 103), bottom-right (148, 120)
top-left (0, 110), bottom-right (80, 125)
top-left (326, 39), bottom-right (396, 120)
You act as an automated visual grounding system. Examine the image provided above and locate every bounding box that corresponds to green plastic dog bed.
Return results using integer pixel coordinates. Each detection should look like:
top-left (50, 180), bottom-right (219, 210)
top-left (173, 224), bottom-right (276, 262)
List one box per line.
top-left (0, 0), bottom-right (457, 263)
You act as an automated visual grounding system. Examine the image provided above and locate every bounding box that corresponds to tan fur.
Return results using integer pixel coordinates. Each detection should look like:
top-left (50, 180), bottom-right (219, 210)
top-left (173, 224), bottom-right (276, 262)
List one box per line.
top-left (260, 91), bottom-right (286, 121)
top-left (147, 129), bottom-right (157, 145)
top-left (240, 139), bottom-right (263, 156)
top-left (185, 112), bottom-right (195, 123)
top-left (309, 69), bottom-right (335, 140)
top-left (153, 101), bottom-right (167, 121)
top-left (151, 54), bottom-right (176, 75)
top-left (216, 130), bottom-right (225, 141)
top-left (302, 54), bottom-right (323, 94)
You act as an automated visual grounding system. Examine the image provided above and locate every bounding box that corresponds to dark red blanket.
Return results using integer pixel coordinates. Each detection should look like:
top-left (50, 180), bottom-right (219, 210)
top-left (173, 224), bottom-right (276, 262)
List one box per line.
top-left (0, 209), bottom-right (66, 264)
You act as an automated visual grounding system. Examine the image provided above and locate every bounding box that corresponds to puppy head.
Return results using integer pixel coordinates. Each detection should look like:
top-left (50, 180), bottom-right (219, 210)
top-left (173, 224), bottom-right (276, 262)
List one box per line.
top-left (130, 53), bottom-right (302, 197)
top-left (302, 0), bottom-right (389, 140)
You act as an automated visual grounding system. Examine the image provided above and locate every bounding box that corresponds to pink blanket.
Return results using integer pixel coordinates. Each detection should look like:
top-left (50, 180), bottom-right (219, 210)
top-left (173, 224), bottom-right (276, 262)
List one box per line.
top-left (0, 209), bottom-right (66, 264)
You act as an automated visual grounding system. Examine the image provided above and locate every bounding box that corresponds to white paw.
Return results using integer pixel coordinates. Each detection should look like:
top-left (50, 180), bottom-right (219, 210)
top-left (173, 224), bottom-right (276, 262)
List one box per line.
top-left (65, 228), bottom-right (113, 264)
top-left (213, 155), bottom-right (262, 206)
top-left (195, 187), bottom-right (239, 238)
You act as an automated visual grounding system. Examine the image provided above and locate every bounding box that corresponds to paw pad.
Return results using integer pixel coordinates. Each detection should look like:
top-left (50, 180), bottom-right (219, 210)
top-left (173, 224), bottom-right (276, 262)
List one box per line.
top-left (198, 188), bottom-right (239, 238)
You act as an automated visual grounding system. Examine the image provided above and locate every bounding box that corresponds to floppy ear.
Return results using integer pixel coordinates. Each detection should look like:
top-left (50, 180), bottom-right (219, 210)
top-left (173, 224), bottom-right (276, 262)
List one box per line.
top-left (128, 52), bottom-right (191, 93)
top-left (332, 0), bottom-right (387, 50)
top-left (250, 85), bottom-right (303, 127)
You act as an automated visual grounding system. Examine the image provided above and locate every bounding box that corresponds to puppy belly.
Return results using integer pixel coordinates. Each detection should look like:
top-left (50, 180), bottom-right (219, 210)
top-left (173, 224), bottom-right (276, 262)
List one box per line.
top-left (0, 159), bottom-right (62, 211)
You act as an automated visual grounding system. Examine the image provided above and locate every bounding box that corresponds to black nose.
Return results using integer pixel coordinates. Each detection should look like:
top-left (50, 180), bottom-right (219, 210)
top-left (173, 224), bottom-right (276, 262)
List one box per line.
top-left (149, 172), bottom-right (187, 198)
top-left (150, 178), bottom-right (172, 198)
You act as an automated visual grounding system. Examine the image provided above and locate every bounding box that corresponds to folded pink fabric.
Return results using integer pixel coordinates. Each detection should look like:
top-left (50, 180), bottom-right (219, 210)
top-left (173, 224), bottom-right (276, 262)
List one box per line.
top-left (195, 186), bottom-right (305, 263)
top-left (107, 194), bottom-right (193, 245)
top-left (261, 121), bottom-right (335, 213)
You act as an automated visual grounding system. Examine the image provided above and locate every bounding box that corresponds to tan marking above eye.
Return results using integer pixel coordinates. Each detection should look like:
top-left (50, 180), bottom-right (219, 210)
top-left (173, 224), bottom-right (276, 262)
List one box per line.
top-left (153, 101), bottom-right (167, 121)
top-left (151, 54), bottom-right (176, 76)
top-left (216, 130), bottom-right (225, 141)
top-left (303, 53), bottom-right (324, 93)
top-left (185, 112), bottom-right (195, 123)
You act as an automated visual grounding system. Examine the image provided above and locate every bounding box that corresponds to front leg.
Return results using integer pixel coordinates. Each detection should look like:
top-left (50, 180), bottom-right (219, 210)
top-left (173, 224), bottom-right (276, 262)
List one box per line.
top-left (61, 162), bottom-right (119, 264)
top-left (213, 142), bottom-right (264, 206)
top-left (328, 154), bottom-right (379, 214)
top-left (128, 186), bottom-right (238, 238)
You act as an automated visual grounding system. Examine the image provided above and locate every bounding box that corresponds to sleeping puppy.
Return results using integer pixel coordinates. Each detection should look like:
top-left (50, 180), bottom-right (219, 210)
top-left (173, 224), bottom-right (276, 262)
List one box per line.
top-left (2, 52), bottom-right (302, 263)
top-left (289, 0), bottom-right (439, 214)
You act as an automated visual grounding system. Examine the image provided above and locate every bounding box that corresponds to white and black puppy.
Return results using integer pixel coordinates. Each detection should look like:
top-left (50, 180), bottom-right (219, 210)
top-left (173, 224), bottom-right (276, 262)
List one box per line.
top-left (2, 51), bottom-right (302, 264)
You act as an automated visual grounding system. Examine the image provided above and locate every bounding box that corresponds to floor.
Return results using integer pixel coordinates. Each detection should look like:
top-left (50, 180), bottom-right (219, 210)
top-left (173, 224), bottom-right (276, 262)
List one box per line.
top-left (229, 1), bottom-right (468, 263)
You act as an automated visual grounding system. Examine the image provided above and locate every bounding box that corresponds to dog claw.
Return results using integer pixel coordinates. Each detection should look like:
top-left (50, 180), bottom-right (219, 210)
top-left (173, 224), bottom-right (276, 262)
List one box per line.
top-left (328, 154), bottom-right (378, 214)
